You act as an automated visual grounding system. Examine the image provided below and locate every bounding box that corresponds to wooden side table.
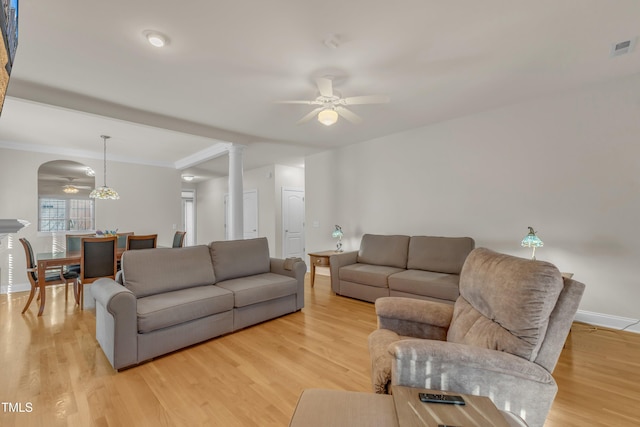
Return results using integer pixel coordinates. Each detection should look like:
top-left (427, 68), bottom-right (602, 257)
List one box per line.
top-left (308, 250), bottom-right (338, 287)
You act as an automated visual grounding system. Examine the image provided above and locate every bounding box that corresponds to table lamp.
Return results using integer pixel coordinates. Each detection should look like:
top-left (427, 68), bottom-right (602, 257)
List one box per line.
top-left (521, 226), bottom-right (543, 260)
top-left (332, 225), bottom-right (344, 252)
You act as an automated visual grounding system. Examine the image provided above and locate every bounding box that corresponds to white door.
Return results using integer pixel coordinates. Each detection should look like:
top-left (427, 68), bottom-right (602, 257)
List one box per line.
top-left (224, 189), bottom-right (258, 240)
top-left (282, 188), bottom-right (305, 258)
top-left (243, 190), bottom-right (258, 239)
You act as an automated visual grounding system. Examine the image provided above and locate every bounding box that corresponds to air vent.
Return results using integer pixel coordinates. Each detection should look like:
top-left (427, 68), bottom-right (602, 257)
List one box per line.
top-left (610, 38), bottom-right (637, 57)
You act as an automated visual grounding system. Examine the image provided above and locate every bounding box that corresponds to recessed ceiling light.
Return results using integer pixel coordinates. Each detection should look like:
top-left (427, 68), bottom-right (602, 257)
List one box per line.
top-left (143, 30), bottom-right (168, 48)
top-left (182, 175), bottom-right (194, 182)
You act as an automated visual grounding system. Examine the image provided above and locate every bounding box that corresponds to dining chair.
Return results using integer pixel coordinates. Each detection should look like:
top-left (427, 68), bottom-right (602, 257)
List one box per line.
top-left (79, 236), bottom-right (118, 310)
top-left (115, 232), bottom-right (133, 271)
top-left (116, 232), bottom-right (133, 249)
top-left (19, 238), bottom-right (79, 314)
top-left (65, 233), bottom-right (93, 275)
top-left (172, 231), bottom-right (186, 248)
top-left (126, 234), bottom-right (158, 250)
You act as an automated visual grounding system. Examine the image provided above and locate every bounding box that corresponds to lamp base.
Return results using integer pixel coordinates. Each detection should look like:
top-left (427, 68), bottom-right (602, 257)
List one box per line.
top-left (336, 241), bottom-right (343, 252)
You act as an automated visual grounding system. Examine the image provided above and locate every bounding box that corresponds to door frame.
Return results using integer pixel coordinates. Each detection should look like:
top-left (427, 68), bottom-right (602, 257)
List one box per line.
top-left (181, 189), bottom-right (196, 246)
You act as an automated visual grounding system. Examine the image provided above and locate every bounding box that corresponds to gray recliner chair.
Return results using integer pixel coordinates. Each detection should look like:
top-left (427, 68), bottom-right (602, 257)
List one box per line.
top-left (368, 248), bottom-right (585, 427)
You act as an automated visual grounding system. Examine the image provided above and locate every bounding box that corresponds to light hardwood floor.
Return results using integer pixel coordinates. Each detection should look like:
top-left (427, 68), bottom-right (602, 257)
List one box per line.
top-left (1, 274), bottom-right (639, 426)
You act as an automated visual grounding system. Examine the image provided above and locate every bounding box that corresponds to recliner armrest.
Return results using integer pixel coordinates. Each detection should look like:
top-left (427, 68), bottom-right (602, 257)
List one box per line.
top-left (375, 297), bottom-right (453, 339)
top-left (392, 339), bottom-right (554, 384)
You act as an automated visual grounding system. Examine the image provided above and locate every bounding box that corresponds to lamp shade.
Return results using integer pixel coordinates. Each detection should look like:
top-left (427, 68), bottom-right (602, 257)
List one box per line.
top-left (521, 227), bottom-right (543, 248)
top-left (521, 226), bottom-right (543, 260)
top-left (318, 109), bottom-right (338, 126)
top-left (90, 186), bottom-right (120, 200)
top-left (332, 225), bottom-right (343, 252)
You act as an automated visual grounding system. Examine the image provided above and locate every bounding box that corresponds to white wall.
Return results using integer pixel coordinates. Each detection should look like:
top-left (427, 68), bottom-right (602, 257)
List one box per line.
top-left (0, 148), bottom-right (182, 291)
top-left (305, 73), bottom-right (640, 322)
top-left (195, 163), bottom-right (305, 257)
top-left (196, 164), bottom-right (276, 252)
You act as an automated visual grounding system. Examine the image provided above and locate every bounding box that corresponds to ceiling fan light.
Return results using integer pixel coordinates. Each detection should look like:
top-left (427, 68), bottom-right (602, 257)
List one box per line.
top-left (63, 185), bottom-right (79, 194)
top-left (317, 109), bottom-right (338, 126)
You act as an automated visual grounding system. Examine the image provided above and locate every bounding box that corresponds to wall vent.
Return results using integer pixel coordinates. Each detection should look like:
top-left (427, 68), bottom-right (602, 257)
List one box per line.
top-left (610, 38), bottom-right (637, 57)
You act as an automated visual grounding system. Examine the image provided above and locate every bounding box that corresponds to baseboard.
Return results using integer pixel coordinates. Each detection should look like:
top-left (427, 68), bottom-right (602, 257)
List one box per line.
top-left (2, 283), bottom-right (639, 334)
top-left (0, 282), bottom-right (30, 294)
top-left (575, 309), bottom-right (640, 334)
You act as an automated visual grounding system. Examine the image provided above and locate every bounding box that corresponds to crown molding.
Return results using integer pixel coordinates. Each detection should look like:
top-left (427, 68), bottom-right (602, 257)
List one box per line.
top-left (0, 139), bottom-right (175, 168)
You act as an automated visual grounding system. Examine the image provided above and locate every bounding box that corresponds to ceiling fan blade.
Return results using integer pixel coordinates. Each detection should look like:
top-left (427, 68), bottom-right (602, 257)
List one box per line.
top-left (316, 77), bottom-right (333, 97)
top-left (274, 100), bottom-right (315, 105)
top-left (336, 106), bottom-right (362, 124)
top-left (343, 95), bottom-right (390, 105)
top-left (297, 107), bottom-right (324, 124)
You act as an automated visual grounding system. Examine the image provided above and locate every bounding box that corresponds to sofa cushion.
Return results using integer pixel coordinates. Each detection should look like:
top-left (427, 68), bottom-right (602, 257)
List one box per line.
top-left (137, 285), bottom-right (234, 333)
top-left (357, 234), bottom-right (410, 268)
top-left (122, 246), bottom-right (216, 298)
top-left (209, 237), bottom-right (270, 282)
top-left (388, 269), bottom-right (460, 301)
top-left (216, 272), bottom-right (297, 308)
top-left (407, 236), bottom-right (475, 274)
top-left (340, 263), bottom-right (405, 288)
top-left (447, 248), bottom-right (563, 361)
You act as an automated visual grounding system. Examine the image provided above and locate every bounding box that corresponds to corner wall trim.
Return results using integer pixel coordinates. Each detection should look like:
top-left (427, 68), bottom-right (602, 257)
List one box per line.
top-left (574, 309), bottom-right (640, 334)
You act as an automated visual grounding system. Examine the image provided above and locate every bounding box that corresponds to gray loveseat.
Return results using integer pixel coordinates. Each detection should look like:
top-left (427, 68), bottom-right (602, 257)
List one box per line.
top-left (329, 234), bottom-right (475, 303)
top-left (92, 237), bottom-right (306, 370)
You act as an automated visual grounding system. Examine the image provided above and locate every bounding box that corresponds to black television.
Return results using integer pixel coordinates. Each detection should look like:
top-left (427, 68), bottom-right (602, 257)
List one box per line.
top-left (0, 0), bottom-right (17, 116)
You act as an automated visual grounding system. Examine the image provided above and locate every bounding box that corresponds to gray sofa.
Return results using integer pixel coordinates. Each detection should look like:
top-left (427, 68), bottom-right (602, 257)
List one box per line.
top-left (92, 237), bottom-right (306, 370)
top-left (329, 234), bottom-right (475, 303)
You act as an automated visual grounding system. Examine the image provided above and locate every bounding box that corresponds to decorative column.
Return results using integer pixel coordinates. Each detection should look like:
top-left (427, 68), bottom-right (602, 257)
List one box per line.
top-left (227, 144), bottom-right (245, 240)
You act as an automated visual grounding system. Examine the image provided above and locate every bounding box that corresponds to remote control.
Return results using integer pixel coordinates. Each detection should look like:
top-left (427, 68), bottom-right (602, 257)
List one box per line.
top-left (419, 393), bottom-right (466, 405)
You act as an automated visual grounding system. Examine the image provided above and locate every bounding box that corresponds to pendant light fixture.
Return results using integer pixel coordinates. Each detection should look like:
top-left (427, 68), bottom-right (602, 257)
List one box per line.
top-left (90, 135), bottom-right (120, 200)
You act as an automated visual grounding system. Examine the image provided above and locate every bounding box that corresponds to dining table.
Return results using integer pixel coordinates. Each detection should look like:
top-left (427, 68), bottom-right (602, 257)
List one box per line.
top-left (35, 247), bottom-right (126, 316)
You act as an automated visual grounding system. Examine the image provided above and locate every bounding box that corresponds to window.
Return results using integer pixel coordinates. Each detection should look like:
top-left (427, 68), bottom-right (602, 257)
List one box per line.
top-left (39, 198), bottom-right (95, 232)
top-left (37, 160), bottom-right (96, 232)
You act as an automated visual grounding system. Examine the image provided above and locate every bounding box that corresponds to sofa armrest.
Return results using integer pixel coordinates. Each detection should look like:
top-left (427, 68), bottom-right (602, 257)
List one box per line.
top-left (390, 339), bottom-right (557, 427)
top-left (271, 258), bottom-right (307, 310)
top-left (328, 251), bottom-right (358, 294)
top-left (375, 297), bottom-right (453, 339)
top-left (92, 278), bottom-right (138, 370)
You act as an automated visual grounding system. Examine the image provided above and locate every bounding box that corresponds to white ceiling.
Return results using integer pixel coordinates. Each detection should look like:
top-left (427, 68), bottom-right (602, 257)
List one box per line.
top-left (1, 0), bottom-right (640, 178)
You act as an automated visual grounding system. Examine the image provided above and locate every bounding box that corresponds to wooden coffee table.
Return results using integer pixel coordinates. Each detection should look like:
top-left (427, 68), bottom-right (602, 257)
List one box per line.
top-left (391, 385), bottom-right (515, 427)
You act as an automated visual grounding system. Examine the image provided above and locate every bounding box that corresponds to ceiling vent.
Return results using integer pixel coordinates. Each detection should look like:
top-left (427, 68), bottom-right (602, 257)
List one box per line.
top-left (610, 38), bottom-right (636, 57)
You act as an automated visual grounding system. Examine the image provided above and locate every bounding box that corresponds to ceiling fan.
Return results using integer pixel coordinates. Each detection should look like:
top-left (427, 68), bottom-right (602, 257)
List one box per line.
top-left (278, 77), bottom-right (390, 126)
top-left (61, 177), bottom-right (91, 194)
